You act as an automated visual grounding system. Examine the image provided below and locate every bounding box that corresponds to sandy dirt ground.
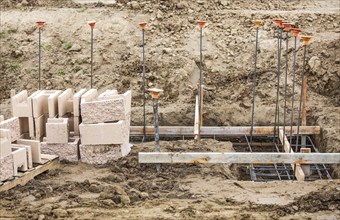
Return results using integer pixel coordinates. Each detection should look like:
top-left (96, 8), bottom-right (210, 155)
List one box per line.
top-left (0, 0), bottom-right (339, 219)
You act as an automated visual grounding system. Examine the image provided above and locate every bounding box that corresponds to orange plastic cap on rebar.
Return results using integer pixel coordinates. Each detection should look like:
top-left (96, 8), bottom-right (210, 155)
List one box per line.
top-left (253, 20), bottom-right (264, 28)
top-left (148, 88), bottom-right (163, 99)
top-left (197, 21), bottom-right (206, 28)
top-left (88, 20), bottom-right (96, 29)
top-left (282, 23), bottom-right (292, 31)
top-left (36, 21), bottom-right (45, 28)
top-left (139, 22), bottom-right (147, 30)
top-left (301, 36), bottom-right (313, 45)
top-left (273, 19), bottom-right (283, 28)
top-left (290, 28), bottom-right (301, 37)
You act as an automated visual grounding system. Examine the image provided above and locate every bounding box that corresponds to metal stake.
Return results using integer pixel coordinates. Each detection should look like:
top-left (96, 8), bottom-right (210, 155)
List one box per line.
top-left (289, 28), bottom-right (301, 150)
top-left (36, 21), bottom-right (45, 90)
top-left (282, 22), bottom-right (292, 150)
top-left (148, 88), bottom-right (163, 172)
top-left (273, 19), bottom-right (283, 143)
top-left (250, 20), bottom-right (263, 142)
top-left (139, 22), bottom-right (147, 140)
top-left (88, 21), bottom-right (96, 88)
top-left (296, 36), bottom-right (312, 153)
top-left (197, 21), bottom-right (206, 144)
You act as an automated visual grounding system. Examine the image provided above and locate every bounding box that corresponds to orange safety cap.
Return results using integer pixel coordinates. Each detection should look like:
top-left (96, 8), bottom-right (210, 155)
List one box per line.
top-left (282, 22), bottom-right (292, 31)
top-left (300, 36), bottom-right (313, 45)
top-left (253, 20), bottom-right (264, 28)
top-left (273, 19), bottom-right (283, 28)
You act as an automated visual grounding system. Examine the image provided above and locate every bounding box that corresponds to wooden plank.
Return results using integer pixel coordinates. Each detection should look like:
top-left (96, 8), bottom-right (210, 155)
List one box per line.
top-left (0, 157), bottom-right (59, 192)
top-left (138, 152), bottom-right (340, 164)
top-left (278, 129), bottom-right (305, 181)
top-left (130, 126), bottom-right (321, 136)
top-left (194, 95), bottom-right (199, 144)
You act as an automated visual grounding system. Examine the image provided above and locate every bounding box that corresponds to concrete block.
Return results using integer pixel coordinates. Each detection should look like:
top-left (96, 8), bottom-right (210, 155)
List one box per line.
top-left (80, 144), bottom-right (122, 165)
top-left (31, 90), bottom-right (62, 118)
top-left (73, 116), bottom-right (81, 136)
top-left (27, 90), bottom-right (42, 117)
top-left (81, 98), bottom-right (126, 124)
top-left (11, 147), bottom-right (28, 176)
top-left (48, 90), bottom-right (62, 118)
top-left (58, 89), bottom-right (73, 117)
top-left (28, 117), bottom-right (35, 138)
top-left (0, 153), bottom-right (14, 182)
top-left (46, 118), bottom-right (69, 144)
top-left (41, 137), bottom-right (80, 162)
top-left (35, 114), bottom-right (46, 140)
top-left (73, 89), bottom-right (87, 117)
top-left (0, 129), bottom-right (12, 158)
top-left (19, 117), bottom-right (29, 135)
top-left (0, 115), bottom-right (4, 122)
top-left (16, 139), bottom-right (42, 163)
top-left (79, 121), bottom-right (124, 145)
top-left (61, 114), bottom-right (74, 132)
top-left (97, 89), bottom-right (118, 100)
top-left (12, 144), bottom-right (33, 169)
top-left (80, 89), bottom-right (98, 103)
top-left (121, 143), bottom-right (132, 157)
top-left (0, 117), bottom-right (20, 142)
top-left (11, 90), bottom-right (31, 117)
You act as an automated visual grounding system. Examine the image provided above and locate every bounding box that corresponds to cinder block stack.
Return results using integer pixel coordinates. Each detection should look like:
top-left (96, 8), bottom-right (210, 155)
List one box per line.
top-left (79, 90), bottom-right (132, 164)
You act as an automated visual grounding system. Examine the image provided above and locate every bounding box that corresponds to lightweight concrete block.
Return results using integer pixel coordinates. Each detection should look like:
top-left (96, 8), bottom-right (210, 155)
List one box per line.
top-left (97, 90), bottom-right (118, 100)
top-left (46, 118), bottom-right (69, 144)
top-left (80, 89), bottom-right (98, 103)
top-left (0, 129), bottom-right (12, 158)
top-left (0, 153), bottom-right (14, 182)
top-left (73, 89), bottom-right (87, 117)
top-left (31, 90), bottom-right (62, 118)
top-left (41, 137), bottom-right (80, 162)
top-left (12, 144), bottom-right (33, 169)
top-left (61, 114), bottom-right (74, 132)
top-left (35, 114), bottom-right (46, 140)
top-left (81, 98), bottom-right (126, 124)
top-left (11, 90), bottom-right (31, 117)
top-left (19, 117), bottom-right (29, 136)
top-left (121, 143), bottom-right (132, 157)
top-left (11, 147), bottom-right (28, 176)
top-left (16, 139), bottom-right (42, 163)
top-left (80, 144), bottom-right (122, 165)
top-left (0, 115), bottom-right (4, 122)
top-left (0, 117), bottom-right (20, 142)
top-left (58, 89), bottom-right (73, 117)
top-left (48, 90), bottom-right (62, 118)
top-left (27, 90), bottom-right (42, 117)
top-left (28, 117), bottom-right (35, 138)
top-left (73, 116), bottom-right (81, 136)
top-left (79, 121), bottom-right (124, 145)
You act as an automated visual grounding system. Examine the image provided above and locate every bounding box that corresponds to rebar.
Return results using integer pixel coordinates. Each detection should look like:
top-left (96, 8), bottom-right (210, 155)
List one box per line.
top-left (90, 28), bottom-right (93, 88)
top-left (295, 44), bottom-right (308, 153)
top-left (153, 98), bottom-right (160, 172)
top-left (142, 29), bottom-right (146, 140)
top-left (38, 27), bottom-right (41, 90)
top-left (250, 21), bottom-right (262, 142)
top-left (282, 26), bottom-right (290, 150)
top-left (289, 32), bottom-right (299, 150)
top-left (198, 26), bottom-right (203, 142)
top-left (273, 26), bottom-right (283, 143)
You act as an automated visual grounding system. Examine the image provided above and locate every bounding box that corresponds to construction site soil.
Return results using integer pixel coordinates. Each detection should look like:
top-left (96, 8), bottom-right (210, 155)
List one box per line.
top-left (0, 0), bottom-right (339, 219)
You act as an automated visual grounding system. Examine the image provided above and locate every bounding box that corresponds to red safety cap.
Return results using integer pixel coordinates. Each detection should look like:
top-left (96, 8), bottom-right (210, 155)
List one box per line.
top-left (88, 20), bottom-right (96, 29)
top-left (290, 28), bottom-right (301, 37)
top-left (36, 21), bottom-right (45, 28)
top-left (197, 21), bottom-right (206, 28)
top-left (139, 22), bottom-right (147, 30)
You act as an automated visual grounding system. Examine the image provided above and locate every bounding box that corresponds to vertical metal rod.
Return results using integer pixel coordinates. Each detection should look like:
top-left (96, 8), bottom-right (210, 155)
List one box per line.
top-left (90, 28), bottom-right (93, 88)
top-left (250, 27), bottom-right (259, 142)
top-left (153, 98), bottom-right (160, 172)
top-left (282, 31), bottom-right (289, 150)
top-left (198, 27), bottom-right (203, 143)
top-left (38, 27), bottom-right (41, 90)
top-left (273, 27), bottom-right (282, 143)
top-left (142, 29), bottom-right (146, 140)
top-left (296, 44), bottom-right (308, 153)
top-left (289, 36), bottom-right (298, 151)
